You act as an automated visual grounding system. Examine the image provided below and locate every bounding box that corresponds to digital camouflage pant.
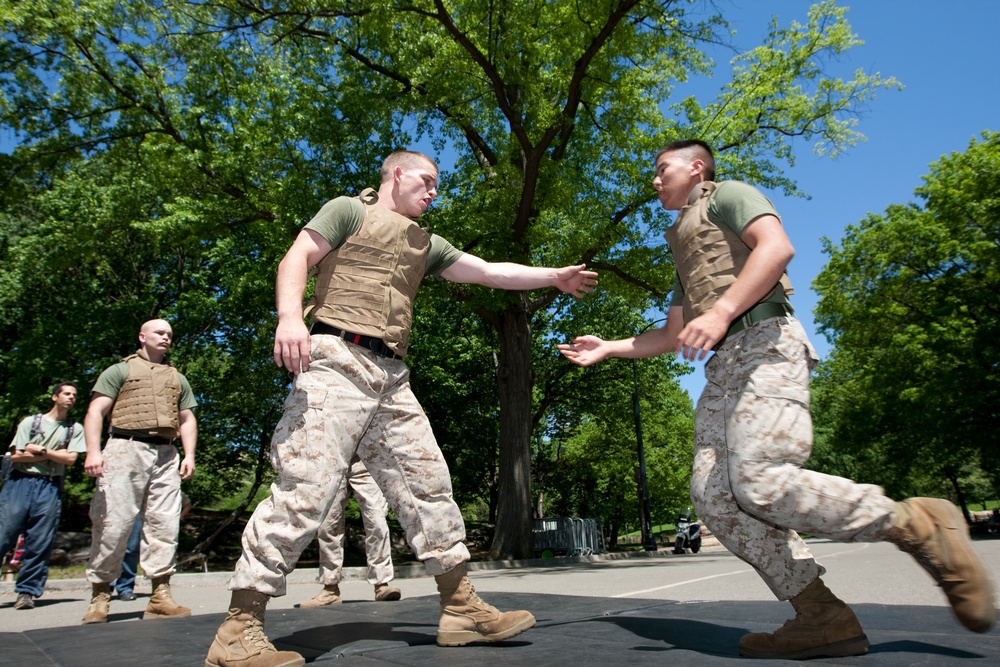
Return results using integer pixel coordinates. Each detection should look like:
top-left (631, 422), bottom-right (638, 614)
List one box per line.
top-left (86, 437), bottom-right (182, 583)
top-left (316, 456), bottom-right (394, 587)
top-left (230, 335), bottom-right (468, 597)
top-left (690, 315), bottom-right (897, 600)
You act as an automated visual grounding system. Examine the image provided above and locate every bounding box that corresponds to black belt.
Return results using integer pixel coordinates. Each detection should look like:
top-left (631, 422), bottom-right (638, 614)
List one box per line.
top-left (310, 323), bottom-right (401, 360)
top-left (10, 469), bottom-right (61, 482)
top-left (110, 431), bottom-right (175, 445)
top-left (726, 302), bottom-right (793, 338)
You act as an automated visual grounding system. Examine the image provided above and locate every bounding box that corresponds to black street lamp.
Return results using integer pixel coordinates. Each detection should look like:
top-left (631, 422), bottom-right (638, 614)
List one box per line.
top-left (631, 318), bottom-right (667, 551)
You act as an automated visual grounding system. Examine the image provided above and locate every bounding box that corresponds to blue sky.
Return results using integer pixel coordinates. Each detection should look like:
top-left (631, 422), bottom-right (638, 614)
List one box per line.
top-left (670, 0), bottom-right (1000, 400)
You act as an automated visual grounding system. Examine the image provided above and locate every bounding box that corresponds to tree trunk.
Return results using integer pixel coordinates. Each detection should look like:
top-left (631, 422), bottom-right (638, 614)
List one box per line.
top-left (488, 298), bottom-right (534, 560)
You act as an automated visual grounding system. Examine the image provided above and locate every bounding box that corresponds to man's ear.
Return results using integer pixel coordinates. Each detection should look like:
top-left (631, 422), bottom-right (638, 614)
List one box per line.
top-left (690, 158), bottom-right (705, 177)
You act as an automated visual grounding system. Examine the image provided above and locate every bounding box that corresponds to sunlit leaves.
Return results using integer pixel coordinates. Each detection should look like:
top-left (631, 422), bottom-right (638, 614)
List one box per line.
top-left (813, 132), bottom-right (1000, 496)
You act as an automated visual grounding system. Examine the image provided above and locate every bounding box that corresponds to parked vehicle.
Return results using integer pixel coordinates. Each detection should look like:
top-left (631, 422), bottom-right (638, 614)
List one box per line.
top-left (674, 511), bottom-right (702, 554)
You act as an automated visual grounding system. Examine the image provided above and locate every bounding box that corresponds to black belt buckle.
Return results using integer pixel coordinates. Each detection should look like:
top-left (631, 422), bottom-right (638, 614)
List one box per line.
top-left (310, 323), bottom-right (400, 360)
top-left (111, 431), bottom-right (174, 445)
top-left (724, 302), bottom-right (793, 339)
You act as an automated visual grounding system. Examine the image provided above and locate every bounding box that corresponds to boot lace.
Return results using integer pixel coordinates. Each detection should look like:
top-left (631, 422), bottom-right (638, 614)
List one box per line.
top-left (242, 618), bottom-right (277, 653)
top-left (465, 581), bottom-right (487, 607)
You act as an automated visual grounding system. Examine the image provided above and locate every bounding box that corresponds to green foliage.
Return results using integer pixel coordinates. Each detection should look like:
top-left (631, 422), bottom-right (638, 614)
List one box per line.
top-left (1, 1), bottom-right (896, 555)
top-left (812, 132), bottom-right (1000, 499)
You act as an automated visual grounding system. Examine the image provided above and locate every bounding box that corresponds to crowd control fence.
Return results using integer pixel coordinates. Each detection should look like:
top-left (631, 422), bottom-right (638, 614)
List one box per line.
top-left (531, 517), bottom-right (606, 557)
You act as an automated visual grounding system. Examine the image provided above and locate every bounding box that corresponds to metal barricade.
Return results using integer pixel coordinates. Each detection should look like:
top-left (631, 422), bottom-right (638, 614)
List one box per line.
top-left (532, 517), bottom-right (605, 557)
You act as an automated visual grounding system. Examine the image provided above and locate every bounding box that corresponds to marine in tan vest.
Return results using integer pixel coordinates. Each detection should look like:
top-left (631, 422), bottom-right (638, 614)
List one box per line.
top-left (664, 179), bottom-right (793, 328)
top-left (108, 353), bottom-right (183, 438)
top-left (206, 150), bottom-right (599, 667)
top-left (559, 139), bottom-right (993, 659)
top-left (82, 319), bottom-right (198, 625)
top-left (309, 188), bottom-right (429, 357)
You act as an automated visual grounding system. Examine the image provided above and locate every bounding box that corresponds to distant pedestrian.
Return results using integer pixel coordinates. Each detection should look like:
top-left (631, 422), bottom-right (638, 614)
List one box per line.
top-left (0, 382), bottom-right (86, 610)
top-left (299, 457), bottom-right (401, 607)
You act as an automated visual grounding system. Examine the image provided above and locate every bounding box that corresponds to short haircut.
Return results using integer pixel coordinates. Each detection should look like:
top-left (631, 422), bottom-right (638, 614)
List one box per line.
top-left (655, 139), bottom-right (716, 181)
top-left (51, 381), bottom-right (78, 396)
top-left (380, 151), bottom-right (437, 183)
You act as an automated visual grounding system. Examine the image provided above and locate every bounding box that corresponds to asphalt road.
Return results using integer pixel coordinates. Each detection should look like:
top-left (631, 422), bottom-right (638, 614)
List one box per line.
top-left (2, 538), bottom-right (998, 635)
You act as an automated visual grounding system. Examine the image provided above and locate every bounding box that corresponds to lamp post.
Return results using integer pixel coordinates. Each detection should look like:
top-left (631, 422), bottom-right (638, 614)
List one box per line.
top-left (631, 318), bottom-right (666, 552)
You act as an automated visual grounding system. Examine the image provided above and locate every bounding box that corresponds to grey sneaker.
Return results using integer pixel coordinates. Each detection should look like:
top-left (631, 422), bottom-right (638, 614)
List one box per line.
top-left (14, 593), bottom-right (34, 610)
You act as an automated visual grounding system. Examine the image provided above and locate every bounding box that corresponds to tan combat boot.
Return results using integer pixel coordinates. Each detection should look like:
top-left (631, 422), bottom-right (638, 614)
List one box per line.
top-left (888, 497), bottom-right (996, 632)
top-left (204, 589), bottom-right (305, 667)
top-left (143, 576), bottom-right (192, 620)
top-left (374, 583), bottom-right (401, 602)
top-left (739, 577), bottom-right (870, 659)
top-left (435, 563), bottom-right (535, 646)
top-left (82, 583), bottom-right (112, 624)
top-left (299, 584), bottom-right (342, 608)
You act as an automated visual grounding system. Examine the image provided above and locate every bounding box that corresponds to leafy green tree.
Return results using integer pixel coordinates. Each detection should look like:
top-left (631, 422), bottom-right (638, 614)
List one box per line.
top-left (1, 1), bottom-right (898, 559)
top-left (0, 1), bottom-right (400, 532)
top-left (538, 352), bottom-right (694, 547)
top-left (220, 0), bottom-right (893, 558)
top-left (812, 132), bottom-right (1000, 513)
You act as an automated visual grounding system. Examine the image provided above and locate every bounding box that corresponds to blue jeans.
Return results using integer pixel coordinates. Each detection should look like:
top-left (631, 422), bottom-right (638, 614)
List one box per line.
top-left (113, 518), bottom-right (142, 594)
top-left (0, 472), bottom-right (64, 598)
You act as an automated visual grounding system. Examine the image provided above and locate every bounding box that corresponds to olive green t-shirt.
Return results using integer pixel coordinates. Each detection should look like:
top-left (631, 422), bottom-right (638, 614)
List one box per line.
top-left (303, 196), bottom-right (464, 276)
top-left (8, 414), bottom-right (86, 477)
top-left (669, 181), bottom-right (789, 309)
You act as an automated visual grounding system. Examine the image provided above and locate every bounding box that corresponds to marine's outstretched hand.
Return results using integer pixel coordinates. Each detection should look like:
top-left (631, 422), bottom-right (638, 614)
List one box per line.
top-left (553, 264), bottom-right (598, 298)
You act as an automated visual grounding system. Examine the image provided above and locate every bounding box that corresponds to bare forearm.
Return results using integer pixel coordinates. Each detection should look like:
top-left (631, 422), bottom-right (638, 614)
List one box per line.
top-left (44, 450), bottom-right (77, 465)
top-left (10, 450), bottom-right (41, 463)
top-left (275, 252), bottom-right (309, 321)
top-left (614, 315), bottom-right (681, 359)
top-left (179, 415), bottom-right (197, 459)
top-left (711, 245), bottom-right (792, 321)
top-left (11, 449), bottom-right (74, 465)
top-left (474, 263), bottom-right (560, 290)
top-left (84, 409), bottom-right (105, 456)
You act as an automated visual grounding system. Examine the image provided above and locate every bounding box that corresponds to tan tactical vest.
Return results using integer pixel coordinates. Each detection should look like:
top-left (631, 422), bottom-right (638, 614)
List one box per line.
top-left (109, 353), bottom-right (182, 438)
top-left (664, 181), bottom-right (793, 324)
top-left (309, 189), bottom-right (429, 357)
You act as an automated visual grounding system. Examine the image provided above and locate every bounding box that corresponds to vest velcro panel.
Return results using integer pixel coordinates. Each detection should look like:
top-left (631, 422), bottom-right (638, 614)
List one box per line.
top-left (109, 355), bottom-right (182, 438)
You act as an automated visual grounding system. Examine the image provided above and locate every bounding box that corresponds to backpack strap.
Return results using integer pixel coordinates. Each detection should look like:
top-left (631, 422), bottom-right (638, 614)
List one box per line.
top-left (27, 414), bottom-right (74, 448)
top-left (29, 414), bottom-right (43, 440)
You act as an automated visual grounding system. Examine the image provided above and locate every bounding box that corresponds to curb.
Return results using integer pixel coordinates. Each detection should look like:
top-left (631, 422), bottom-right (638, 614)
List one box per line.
top-left (1, 539), bottom-right (724, 594)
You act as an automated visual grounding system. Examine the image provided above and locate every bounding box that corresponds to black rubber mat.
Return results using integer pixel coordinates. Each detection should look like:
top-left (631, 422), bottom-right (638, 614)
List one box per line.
top-left (2, 593), bottom-right (997, 666)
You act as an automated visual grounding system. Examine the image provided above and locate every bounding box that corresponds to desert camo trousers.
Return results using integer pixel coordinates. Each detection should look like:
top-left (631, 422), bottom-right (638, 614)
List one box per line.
top-left (315, 456), bottom-right (394, 586)
top-left (689, 315), bottom-right (897, 601)
top-left (86, 437), bottom-right (182, 583)
top-left (230, 334), bottom-right (469, 597)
